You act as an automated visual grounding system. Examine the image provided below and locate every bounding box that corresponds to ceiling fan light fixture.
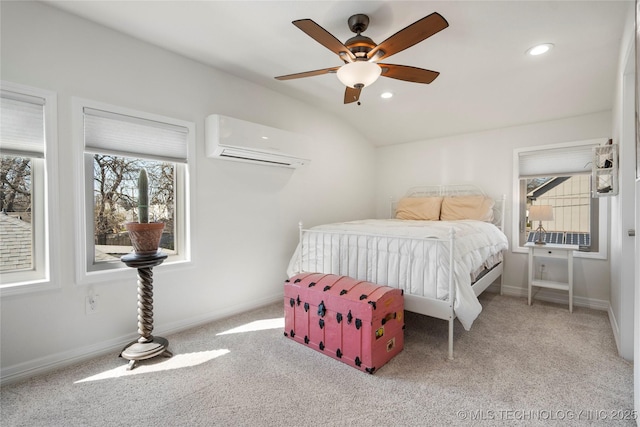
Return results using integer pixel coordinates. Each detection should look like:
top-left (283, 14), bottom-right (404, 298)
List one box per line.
top-left (526, 43), bottom-right (554, 56)
top-left (336, 61), bottom-right (382, 88)
top-left (277, 13), bottom-right (449, 104)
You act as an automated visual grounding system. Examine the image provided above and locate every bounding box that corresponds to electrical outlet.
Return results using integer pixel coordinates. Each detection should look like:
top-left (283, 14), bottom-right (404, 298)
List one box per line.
top-left (539, 264), bottom-right (546, 279)
top-left (86, 295), bottom-right (100, 315)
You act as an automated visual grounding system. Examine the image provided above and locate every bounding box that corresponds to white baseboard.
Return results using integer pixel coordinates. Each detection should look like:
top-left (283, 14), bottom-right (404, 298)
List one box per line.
top-left (0, 294), bottom-right (282, 386)
top-left (500, 284), bottom-right (610, 311)
top-left (607, 304), bottom-right (621, 355)
top-left (158, 294), bottom-right (282, 337)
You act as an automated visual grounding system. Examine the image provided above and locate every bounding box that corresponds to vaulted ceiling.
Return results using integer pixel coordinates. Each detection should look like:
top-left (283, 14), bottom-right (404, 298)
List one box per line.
top-left (44, 1), bottom-right (630, 146)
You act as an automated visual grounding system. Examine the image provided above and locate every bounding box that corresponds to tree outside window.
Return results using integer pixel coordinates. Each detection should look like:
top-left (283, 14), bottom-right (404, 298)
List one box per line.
top-left (0, 155), bottom-right (33, 272)
top-left (92, 154), bottom-right (175, 264)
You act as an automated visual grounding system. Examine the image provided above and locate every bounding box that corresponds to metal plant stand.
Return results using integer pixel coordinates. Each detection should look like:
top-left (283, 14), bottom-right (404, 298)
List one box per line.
top-left (120, 250), bottom-right (172, 370)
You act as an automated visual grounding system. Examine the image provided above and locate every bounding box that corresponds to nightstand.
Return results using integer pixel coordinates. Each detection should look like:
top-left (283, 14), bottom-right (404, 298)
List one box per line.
top-left (526, 242), bottom-right (579, 313)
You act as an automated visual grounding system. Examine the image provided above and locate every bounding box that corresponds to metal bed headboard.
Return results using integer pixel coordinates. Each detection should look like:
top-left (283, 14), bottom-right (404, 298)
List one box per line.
top-left (390, 184), bottom-right (506, 231)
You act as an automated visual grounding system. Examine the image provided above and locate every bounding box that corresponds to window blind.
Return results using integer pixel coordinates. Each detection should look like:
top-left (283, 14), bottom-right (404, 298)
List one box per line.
top-left (0, 90), bottom-right (46, 158)
top-left (518, 143), bottom-right (597, 178)
top-left (83, 107), bottom-right (188, 163)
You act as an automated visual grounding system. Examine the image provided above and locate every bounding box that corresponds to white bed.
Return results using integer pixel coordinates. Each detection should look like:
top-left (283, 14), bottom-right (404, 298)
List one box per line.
top-left (286, 184), bottom-right (508, 359)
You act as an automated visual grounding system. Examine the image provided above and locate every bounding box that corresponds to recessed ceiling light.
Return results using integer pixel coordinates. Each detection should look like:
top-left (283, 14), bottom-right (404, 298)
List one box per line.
top-left (261, 136), bottom-right (269, 140)
top-left (380, 92), bottom-right (394, 99)
top-left (526, 43), bottom-right (554, 56)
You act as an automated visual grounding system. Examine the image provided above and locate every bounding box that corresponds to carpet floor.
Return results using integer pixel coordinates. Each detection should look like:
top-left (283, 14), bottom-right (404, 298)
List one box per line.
top-left (0, 293), bottom-right (634, 426)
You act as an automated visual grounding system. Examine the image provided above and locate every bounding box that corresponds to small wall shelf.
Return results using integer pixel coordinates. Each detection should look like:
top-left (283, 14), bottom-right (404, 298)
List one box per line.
top-left (591, 144), bottom-right (618, 197)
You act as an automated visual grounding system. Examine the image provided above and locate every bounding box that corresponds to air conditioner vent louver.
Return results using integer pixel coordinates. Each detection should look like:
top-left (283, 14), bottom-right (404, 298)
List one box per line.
top-left (217, 147), bottom-right (307, 167)
top-left (205, 114), bottom-right (311, 168)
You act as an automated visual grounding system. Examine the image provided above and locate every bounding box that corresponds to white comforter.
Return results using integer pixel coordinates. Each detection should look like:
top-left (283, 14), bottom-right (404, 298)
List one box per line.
top-left (287, 219), bottom-right (508, 330)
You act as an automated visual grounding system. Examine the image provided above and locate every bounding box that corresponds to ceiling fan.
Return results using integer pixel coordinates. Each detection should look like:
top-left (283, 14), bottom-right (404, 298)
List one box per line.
top-left (275, 12), bottom-right (449, 105)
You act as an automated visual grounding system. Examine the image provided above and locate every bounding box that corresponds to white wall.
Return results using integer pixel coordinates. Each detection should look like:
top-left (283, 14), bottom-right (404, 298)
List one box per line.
top-left (375, 112), bottom-right (612, 305)
top-left (0, 1), bottom-right (376, 382)
top-left (636, 180), bottom-right (640, 423)
top-left (609, 0), bottom-right (636, 362)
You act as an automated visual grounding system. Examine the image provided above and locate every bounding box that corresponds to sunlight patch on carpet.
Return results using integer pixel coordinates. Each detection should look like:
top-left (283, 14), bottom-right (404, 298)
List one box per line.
top-left (74, 349), bottom-right (230, 383)
top-left (216, 317), bottom-right (284, 335)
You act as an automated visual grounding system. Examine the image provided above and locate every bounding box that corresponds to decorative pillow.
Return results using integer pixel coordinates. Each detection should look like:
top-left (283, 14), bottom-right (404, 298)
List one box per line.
top-left (440, 195), bottom-right (495, 222)
top-left (395, 197), bottom-right (443, 221)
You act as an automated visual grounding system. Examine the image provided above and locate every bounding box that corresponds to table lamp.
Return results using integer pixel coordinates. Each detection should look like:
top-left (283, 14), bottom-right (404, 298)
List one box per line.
top-left (529, 205), bottom-right (554, 245)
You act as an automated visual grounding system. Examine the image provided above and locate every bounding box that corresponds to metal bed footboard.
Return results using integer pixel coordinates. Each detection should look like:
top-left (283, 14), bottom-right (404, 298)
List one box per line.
top-left (292, 186), bottom-right (507, 359)
top-left (296, 222), bottom-right (458, 359)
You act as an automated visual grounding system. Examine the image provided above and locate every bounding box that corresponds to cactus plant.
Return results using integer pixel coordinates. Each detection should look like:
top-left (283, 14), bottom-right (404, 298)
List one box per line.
top-left (137, 168), bottom-right (149, 223)
top-left (125, 167), bottom-right (164, 255)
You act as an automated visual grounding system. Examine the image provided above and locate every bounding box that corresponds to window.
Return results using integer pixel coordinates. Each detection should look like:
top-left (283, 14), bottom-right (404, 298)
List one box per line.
top-left (91, 155), bottom-right (176, 264)
top-left (0, 82), bottom-right (58, 292)
top-left (75, 100), bottom-right (193, 280)
top-left (523, 175), bottom-right (595, 247)
top-left (513, 139), bottom-right (608, 258)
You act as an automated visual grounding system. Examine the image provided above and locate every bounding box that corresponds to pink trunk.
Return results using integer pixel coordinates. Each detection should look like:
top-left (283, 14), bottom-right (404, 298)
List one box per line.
top-left (284, 273), bottom-right (404, 374)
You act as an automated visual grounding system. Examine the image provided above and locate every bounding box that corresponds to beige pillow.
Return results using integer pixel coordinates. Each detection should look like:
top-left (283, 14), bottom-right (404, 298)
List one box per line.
top-left (440, 195), bottom-right (495, 222)
top-left (395, 197), bottom-right (443, 221)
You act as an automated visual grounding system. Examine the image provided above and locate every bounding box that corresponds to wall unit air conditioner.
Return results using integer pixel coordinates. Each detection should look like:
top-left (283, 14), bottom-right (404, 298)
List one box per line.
top-left (205, 114), bottom-right (311, 168)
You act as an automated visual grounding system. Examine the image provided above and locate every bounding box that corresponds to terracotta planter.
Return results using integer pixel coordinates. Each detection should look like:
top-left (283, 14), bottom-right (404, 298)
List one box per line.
top-left (125, 222), bottom-right (165, 255)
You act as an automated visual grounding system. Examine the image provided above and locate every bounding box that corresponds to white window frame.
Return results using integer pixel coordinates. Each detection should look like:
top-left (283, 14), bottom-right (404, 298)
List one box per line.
top-left (512, 138), bottom-right (609, 260)
top-left (0, 81), bottom-right (59, 296)
top-left (72, 98), bottom-right (194, 284)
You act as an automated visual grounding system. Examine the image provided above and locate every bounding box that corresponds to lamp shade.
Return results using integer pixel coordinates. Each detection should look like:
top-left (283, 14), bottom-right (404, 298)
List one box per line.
top-left (336, 62), bottom-right (382, 88)
top-left (529, 205), bottom-right (554, 221)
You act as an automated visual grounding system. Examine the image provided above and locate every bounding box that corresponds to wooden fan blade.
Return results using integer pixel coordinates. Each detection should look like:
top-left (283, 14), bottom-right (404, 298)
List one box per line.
top-left (275, 66), bottom-right (340, 81)
top-left (344, 86), bottom-right (361, 104)
top-left (367, 12), bottom-right (448, 61)
top-left (293, 19), bottom-right (356, 62)
top-left (379, 64), bottom-right (440, 84)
